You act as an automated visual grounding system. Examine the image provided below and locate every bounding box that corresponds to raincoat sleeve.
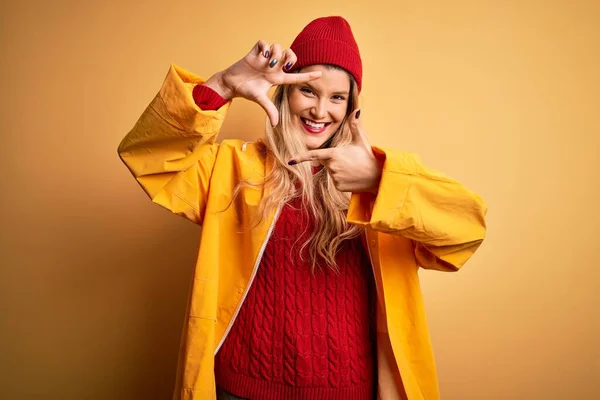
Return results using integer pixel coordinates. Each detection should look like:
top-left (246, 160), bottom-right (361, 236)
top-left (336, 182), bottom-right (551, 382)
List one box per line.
top-left (347, 147), bottom-right (487, 272)
top-left (118, 64), bottom-right (231, 224)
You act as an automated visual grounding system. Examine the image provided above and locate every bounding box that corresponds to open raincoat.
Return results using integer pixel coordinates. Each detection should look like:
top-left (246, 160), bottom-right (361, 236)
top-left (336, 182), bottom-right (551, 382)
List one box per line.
top-left (118, 65), bottom-right (487, 400)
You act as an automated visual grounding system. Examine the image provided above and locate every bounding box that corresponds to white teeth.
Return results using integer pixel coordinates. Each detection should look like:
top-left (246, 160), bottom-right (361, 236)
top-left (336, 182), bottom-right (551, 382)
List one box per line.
top-left (302, 118), bottom-right (325, 129)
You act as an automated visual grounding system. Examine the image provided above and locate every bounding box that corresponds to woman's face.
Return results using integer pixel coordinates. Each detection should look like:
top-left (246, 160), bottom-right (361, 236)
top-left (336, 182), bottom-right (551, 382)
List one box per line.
top-left (288, 65), bottom-right (351, 150)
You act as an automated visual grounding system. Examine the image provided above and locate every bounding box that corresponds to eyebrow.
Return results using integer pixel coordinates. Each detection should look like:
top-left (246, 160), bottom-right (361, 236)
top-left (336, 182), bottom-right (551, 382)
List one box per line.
top-left (305, 82), bottom-right (349, 95)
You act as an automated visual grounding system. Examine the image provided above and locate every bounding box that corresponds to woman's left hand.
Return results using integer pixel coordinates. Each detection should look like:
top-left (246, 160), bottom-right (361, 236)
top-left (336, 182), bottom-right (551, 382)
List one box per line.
top-left (289, 109), bottom-right (383, 194)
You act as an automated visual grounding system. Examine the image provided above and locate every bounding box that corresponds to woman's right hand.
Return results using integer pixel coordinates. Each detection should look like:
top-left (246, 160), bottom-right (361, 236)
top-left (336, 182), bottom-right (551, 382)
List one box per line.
top-left (203, 40), bottom-right (322, 127)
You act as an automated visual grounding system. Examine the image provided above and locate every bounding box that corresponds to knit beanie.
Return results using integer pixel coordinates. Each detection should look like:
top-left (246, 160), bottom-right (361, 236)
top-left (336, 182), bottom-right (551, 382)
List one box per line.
top-left (290, 16), bottom-right (363, 92)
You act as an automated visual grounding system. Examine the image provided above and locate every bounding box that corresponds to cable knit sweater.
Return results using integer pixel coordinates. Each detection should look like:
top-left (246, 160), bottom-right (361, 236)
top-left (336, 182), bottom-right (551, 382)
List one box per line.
top-left (215, 196), bottom-right (376, 400)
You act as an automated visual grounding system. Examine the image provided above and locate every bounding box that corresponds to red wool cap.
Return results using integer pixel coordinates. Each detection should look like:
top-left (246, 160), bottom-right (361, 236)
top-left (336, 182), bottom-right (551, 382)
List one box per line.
top-left (290, 16), bottom-right (363, 92)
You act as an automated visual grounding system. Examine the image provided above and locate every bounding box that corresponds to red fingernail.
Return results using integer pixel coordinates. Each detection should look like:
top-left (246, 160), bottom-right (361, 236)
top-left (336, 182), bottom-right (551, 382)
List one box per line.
top-left (288, 160), bottom-right (297, 166)
top-left (355, 109), bottom-right (361, 119)
top-left (264, 50), bottom-right (270, 58)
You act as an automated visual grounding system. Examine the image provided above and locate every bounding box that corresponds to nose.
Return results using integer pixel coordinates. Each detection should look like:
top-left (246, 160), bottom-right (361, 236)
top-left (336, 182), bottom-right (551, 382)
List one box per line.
top-left (310, 99), bottom-right (327, 120)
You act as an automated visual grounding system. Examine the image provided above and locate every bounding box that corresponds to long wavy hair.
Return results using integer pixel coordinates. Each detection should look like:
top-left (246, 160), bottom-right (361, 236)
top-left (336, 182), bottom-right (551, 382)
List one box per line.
top-left (235, 65), bottom-right (363, 272)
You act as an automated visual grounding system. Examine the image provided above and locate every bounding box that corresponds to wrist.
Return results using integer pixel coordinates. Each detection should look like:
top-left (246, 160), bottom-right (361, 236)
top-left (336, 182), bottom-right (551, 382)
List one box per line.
top-left (203, 71), bottom-right (234, 100)
top-left (368, 157), bottom-right (383, 194)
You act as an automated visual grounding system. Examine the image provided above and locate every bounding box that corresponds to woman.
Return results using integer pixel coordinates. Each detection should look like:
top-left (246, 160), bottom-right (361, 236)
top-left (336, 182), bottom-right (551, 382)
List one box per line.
top-left (118, 16), bottom-right (487, 400)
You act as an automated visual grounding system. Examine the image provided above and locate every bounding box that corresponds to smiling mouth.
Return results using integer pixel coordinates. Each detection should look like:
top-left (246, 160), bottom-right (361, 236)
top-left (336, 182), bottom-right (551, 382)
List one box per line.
top-left (301, 118), bottom-right (332, 134)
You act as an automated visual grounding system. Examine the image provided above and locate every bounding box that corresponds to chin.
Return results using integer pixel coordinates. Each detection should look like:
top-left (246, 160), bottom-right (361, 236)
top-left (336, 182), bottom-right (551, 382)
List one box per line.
top-left (303, 133), bottom-right (330, 150)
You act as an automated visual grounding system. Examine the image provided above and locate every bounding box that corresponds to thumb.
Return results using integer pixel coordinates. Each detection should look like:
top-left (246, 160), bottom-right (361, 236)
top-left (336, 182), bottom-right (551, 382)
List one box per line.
top-left (349, 109), bottom-right (369, 146)
top-left (254, 93), bottom-right (279, 127)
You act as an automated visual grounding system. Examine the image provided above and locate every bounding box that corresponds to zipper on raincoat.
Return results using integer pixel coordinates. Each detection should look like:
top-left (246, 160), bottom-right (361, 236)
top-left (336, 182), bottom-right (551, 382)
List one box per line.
top-left (214, 205), bottom-right (283, 355)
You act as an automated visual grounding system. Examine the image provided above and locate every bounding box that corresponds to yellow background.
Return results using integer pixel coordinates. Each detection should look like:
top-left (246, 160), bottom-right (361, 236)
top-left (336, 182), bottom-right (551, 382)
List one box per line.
top-left (1, 0), bottom-right (599, 398)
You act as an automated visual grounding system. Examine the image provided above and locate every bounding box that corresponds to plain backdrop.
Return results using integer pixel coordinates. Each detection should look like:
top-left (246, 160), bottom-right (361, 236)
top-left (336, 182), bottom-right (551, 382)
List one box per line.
top-left (1, 0), bottom-right (599, 398)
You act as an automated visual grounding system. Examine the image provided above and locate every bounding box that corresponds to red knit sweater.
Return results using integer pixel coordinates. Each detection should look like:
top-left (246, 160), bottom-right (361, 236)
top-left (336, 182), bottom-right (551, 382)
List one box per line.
top-left (194, 85), bottom-right (377, 400)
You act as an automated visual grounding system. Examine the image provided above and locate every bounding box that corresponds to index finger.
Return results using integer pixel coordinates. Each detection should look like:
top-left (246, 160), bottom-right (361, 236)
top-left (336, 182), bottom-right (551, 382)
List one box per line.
top-left (288, 148), bottom-right (335, 165)
top-left (279, 71), bottom-right (322, 85)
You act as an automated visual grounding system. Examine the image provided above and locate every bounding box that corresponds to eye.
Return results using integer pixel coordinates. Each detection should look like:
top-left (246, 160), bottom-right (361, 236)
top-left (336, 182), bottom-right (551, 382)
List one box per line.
top-left (300, 87), bottom-right (314, 95)
top-left (331, 95), bottom-right (347, 101)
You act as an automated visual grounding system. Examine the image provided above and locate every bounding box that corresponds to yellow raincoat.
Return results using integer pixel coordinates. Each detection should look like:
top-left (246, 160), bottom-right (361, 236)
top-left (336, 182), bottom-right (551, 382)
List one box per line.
top-left (118, 65), bottom-right (487, 400)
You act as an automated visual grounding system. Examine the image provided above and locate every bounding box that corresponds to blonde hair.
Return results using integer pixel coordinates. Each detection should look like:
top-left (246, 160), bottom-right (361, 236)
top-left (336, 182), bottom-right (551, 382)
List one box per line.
top-left (234, 65), bottom-right (363, 272)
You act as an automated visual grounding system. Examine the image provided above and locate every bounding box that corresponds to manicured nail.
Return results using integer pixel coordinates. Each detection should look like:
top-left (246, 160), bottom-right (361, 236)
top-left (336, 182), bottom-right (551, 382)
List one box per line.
top-left (284, 62), bottom-right (292, 71)
top-left (355, 109), bottom-right (361, 119)
top-left (269, 59), bottom-right (278, 68)
top-left (288, 160), bottom-right (297, 166)
top-left (264, 50), bottom-right (270, 58)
